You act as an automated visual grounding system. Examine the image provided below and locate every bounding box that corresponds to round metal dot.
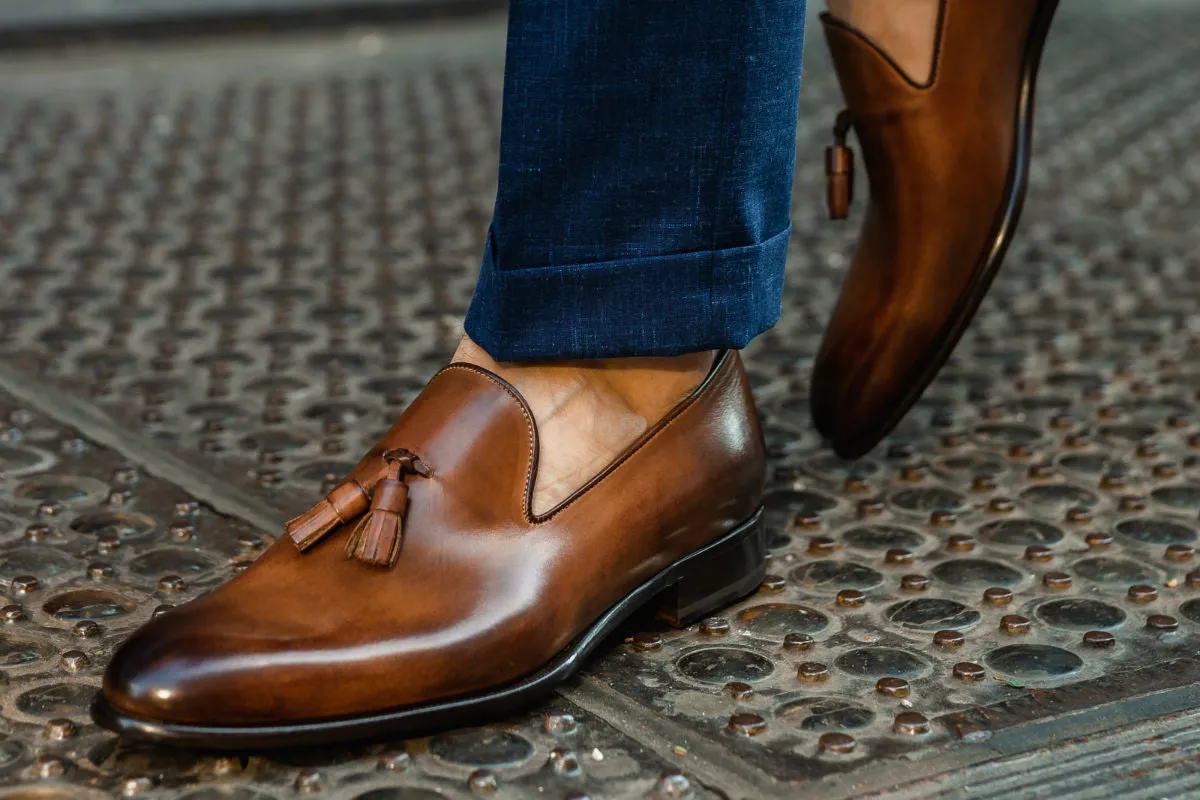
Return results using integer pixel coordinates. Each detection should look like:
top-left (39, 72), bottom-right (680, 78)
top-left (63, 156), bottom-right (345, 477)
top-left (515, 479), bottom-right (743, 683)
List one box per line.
top-left (809, 536), bottom-right (837, 555)
top-left (876, 677), bottom-right (910, 698)
top-left (45, 718), bottom-right (77, 740)
top-left (60, 649), bottom-right (89, 672)
top-left (953, 662), bottom-right (986, 681)
top-left (152, 604), bottom-right (174, 618)
top-left (783, 633), bottom-right (814, 651)
top-left (36, 501), bottom-right (64, 517)
top-left (293, 769), bottom-right (323, 793)
top-left (759, 574), bottom-right (786, 593)
top-left (1086, 532), bottom-right (1114, 549)
top-left (836, 589), bottom-right (866, 607)
top-left (468, 768), bottom-right (499, 795)
top-left (377, 750), bottom-right (411, 771)
top-left (700, 616), bottom-right (730, 636)
top-left (972, 476), bottom-right (998, 492)
top-left (1000, 614), bottom-right (1031, 634)
top-left (931, 511), bottom-right (959, 528)
top-left (1118, 496), bottom-right (1147, 512)
top-left (1166, 544), bottom-right (1195, 562)
top-left (1043, 572), bottom-right (1073, 590)
top-left (885, 548), bottom-right (914, 565)
top-left (1065, 507), bottom-right (1093, 524)
top-left (858, 500), bottom-right (886, 517)
top-left (24, 523), bottom-right (51, 542)
top-left (1009, 444), bottom-right (1034, 459)
top-left (933, 630), bottom-right (965, 649)
top-left (983, 587), bottom-right (1014, 606)
top-left (900, 574), bottom-right (930, 592)
top-left (87, 562), bottom-right (115, 581)
top-left (168, 522), bottom-right (194, 542)
top-left (631, 632), bottom-right (662, 652)
top-left (797, 662), bottom-right (830, 682)
top-left (72, 620), bottom-right (101, 638)
top-left (727, 712), bottom-right (767, 736)
top-left (843, 477), bottom-right (869, 494)
top-left (1100, 474), bottom-right (1127, 490)
top-left (947, 534), bottom-right (976, 552)
top-left (544, 712), bottom-right (578, 736)
top-left (548, 748), bottom-right (582, 778)
top-left (1187, 570), bottom-right (1200, 589)
top-left (1147, 614), bottom-right (1179, 632)
top-left (725, 681), bottom-right (754, 701)
top-left (894, 712), bottom-right (931, 735)
top-left (12, 576), bottom-right (38, 594)
top-left (1083, 630), bottom-right (1115, 648)
top-left (819, 732), bottom-right (856, 754)
top-left (652, 772), bottom-right (692, 799)
top-left (794, 511), bottom-right (822, 529)
top-left (1028, 464), bottom-right (1054, 479)
top-left (35, 754), bottom-right (67, 778)
top-left (1025, 545), bottom-right (1053, 562)
top-left (1, 604), bottom-right (25, 623)
top-left (1128, 584), bottom-right (1158, 603)
top-left (989, 497), bottom-right (1016, 513)
top-left (157, 574), bottom-right (185, 593)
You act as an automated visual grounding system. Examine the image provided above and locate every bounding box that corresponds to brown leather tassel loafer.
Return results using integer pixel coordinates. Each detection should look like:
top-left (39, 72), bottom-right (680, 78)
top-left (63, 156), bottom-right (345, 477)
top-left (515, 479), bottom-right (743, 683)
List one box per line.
top-left (811, 0), bottom-right (1059, 458)
top-left (91, 352), bottom-right (766, 748)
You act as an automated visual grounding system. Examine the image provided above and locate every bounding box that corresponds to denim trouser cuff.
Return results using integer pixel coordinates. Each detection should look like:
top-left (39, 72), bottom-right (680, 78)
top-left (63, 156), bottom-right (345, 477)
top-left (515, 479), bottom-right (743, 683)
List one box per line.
top-left (464, 225), bottom-right (791, 361)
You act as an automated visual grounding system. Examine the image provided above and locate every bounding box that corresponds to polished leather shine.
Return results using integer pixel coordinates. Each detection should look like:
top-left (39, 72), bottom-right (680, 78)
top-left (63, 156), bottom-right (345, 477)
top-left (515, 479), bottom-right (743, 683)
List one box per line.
top-left (99, 351), bottom-right (765, 729)
top-left (811, 1), bottom-right (1056, 458)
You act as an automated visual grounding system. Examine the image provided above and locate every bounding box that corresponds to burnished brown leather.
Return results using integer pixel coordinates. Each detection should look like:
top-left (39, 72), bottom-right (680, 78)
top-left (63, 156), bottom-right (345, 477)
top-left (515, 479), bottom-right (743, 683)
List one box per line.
top-left (100, 351), bottom-right (765, 726)
top-left (812, 1), bottom-right (1056, 457)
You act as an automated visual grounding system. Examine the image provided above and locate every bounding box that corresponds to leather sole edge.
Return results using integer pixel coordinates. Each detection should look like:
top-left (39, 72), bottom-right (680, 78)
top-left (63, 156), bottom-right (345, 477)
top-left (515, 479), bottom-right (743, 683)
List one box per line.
top-left (90, 507), bottom-right (766, 749)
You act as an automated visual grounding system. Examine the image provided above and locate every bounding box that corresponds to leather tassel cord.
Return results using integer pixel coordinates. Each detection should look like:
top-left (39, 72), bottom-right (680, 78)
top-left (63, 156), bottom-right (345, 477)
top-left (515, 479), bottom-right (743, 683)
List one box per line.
top-left (285, 449), bottom-right (431, 568)
top-left (826, 109), bottom-right (855, 220)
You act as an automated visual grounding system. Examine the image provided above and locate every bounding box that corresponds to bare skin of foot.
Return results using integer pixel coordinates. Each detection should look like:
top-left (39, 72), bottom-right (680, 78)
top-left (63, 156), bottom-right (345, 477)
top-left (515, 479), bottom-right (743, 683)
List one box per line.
top-left (453, 336), bottom-right (716, 515)
top-left (827, 0), bottom-right (941, 85)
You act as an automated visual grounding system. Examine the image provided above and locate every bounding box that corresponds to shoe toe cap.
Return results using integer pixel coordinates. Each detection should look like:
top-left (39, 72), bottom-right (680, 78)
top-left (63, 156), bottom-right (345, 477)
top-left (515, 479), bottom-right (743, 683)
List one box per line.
top-left (100, 621), bottom-right (216, 723)
top-left (98, 607), bottom-right (287, 727)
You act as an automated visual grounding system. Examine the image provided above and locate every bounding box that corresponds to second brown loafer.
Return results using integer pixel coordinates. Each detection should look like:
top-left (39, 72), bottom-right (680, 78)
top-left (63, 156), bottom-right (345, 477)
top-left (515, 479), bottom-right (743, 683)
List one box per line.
top-left (92, 351), bottom-right (766, 748)
top-left (811, 0), bottom-right (1059, 458)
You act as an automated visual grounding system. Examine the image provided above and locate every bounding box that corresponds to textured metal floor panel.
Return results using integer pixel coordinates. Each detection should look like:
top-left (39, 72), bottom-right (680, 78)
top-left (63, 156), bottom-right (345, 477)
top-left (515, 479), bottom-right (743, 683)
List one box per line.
top-left (0, 1), bottom-right (1199, 798)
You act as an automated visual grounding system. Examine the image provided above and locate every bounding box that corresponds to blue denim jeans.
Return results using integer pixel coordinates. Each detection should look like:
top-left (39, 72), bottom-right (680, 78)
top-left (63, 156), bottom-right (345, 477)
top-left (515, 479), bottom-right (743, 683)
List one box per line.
top-left (465, 0), bottom-right (807, 361)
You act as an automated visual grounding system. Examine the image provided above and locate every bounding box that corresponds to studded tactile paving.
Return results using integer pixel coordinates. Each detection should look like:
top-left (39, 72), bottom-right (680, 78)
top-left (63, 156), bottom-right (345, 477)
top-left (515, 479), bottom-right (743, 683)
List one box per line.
top-left (0, 1), bottom-right (1199, 797)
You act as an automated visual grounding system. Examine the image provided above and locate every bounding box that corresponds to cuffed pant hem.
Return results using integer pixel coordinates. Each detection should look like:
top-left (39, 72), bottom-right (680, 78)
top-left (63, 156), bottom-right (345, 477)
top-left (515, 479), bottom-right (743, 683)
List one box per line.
top-left (463, 225), bottom-right (790, 361)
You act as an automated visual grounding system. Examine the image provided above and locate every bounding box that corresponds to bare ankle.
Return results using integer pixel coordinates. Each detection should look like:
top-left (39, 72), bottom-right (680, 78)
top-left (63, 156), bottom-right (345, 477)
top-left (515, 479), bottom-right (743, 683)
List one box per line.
top-left (827, 0), bottom-right (940, 85)
top-left (452, 336), bottom-right (716, 514)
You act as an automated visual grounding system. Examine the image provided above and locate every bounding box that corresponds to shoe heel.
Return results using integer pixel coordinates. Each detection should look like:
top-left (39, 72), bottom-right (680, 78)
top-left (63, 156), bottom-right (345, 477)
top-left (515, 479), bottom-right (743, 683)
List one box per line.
top-left (655, 511), bottom-right (766, 628)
